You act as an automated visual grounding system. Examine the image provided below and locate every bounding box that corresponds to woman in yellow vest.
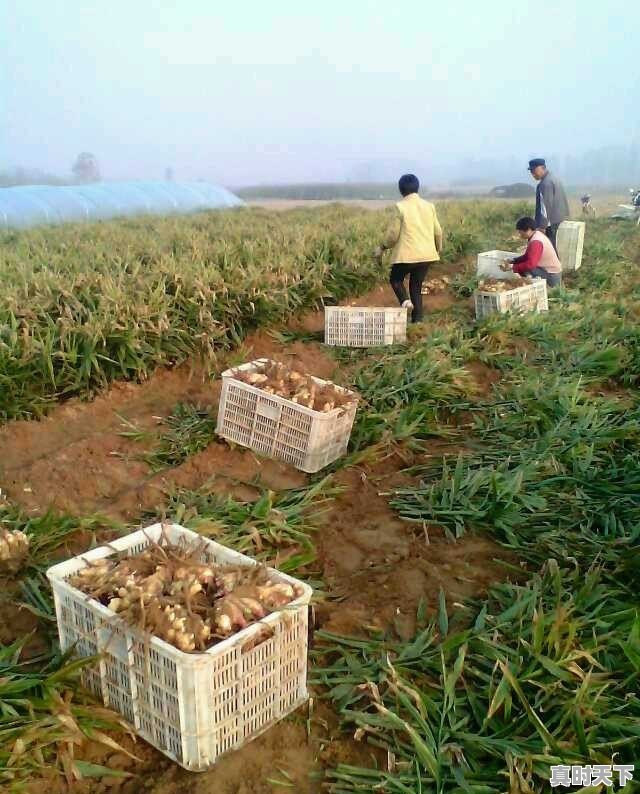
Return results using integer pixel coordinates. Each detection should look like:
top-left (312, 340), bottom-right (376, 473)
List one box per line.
top-left (375, 174), bottom-right (443, 323)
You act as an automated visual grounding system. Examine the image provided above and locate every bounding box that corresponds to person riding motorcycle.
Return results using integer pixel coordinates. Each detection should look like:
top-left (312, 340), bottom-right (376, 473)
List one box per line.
top-left (581, 194), bottom-right (595, 216)
top-left (611, 189), bottom-right (640, 224)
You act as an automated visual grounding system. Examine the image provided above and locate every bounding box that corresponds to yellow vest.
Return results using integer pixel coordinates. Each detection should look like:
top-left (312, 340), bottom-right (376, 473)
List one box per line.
top-left (389, 194), bottom-right (442, 264)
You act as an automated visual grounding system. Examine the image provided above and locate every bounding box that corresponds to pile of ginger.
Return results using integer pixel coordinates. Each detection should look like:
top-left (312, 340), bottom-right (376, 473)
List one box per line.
top-left (70, 531), bottom-right (304, 653)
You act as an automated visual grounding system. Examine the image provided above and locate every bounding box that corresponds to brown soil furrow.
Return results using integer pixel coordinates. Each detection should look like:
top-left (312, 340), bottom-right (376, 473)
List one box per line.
top-left (315, 465), bottom-right (514, 640)
top-left (0, 363), bottom-right (214, 472)
top-left (94, 441), bottom-right (309, 521)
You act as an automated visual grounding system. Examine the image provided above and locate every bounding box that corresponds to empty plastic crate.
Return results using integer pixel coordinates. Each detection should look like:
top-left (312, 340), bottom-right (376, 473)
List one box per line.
top-left (477, 250), bottom-right (522, 281)
top-left (216, 359), bottom-right (358, 473)
top-left (324, 306), bottom-right (407, 347)
top-left (46, 523), bottom-right (312, 771)
top-left (556, 221), bottom-right (585, 272)
top-left (474, 279), bottom-right (548, 319)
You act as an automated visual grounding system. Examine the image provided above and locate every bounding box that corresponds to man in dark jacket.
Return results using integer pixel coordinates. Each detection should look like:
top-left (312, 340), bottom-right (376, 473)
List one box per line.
top-left (528, 158), bottom-right (570, 253)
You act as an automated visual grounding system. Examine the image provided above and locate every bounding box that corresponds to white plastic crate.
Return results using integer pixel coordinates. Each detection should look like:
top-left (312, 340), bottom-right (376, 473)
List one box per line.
top-left (476, 250), bottom-right (522, 281)
top-left (46, 523), bottom-right (312, 772)
top-left (216, 359), bottom-right (358, 473)
top-left (556, 221), bottom-right (585, 272)
top-left (474, 279), bottom-right (549, 320)
top-left (324, 306), bottom-right (407, 347)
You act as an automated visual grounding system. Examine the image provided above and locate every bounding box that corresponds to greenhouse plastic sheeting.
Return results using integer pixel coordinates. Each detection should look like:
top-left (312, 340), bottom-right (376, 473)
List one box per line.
top-left (0, 181), bottom-right (244, 230)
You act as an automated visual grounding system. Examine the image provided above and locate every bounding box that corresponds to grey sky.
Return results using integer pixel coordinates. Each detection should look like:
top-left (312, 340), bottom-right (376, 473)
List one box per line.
top-left (2, 0), bottom-right (638, 186)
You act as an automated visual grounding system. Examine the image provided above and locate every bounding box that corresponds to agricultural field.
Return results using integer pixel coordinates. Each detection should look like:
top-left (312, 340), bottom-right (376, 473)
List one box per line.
top-left (0, 201), bottom-right (639, 793)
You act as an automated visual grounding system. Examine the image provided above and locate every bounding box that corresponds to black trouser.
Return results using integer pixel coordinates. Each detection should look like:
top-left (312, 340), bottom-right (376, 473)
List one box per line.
top-left (389, 262), bottom-right (431, 323)
top-left (545, 223), bottom-right (560, 254)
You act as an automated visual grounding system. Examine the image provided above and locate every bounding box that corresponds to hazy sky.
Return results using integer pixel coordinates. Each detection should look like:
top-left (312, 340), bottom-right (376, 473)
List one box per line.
top-left (2, 0), bottom-right (638, 186)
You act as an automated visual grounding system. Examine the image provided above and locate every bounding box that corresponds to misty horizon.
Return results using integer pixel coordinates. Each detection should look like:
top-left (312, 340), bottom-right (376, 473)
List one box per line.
top-left (2, 1), bottom-right (639, 189)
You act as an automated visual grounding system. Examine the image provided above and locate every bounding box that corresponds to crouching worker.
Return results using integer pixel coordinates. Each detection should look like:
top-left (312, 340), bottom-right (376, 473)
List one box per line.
top-left (374, 174), bottom-right (443, 323)
top-left (503, 216), bottom-right (562, 287)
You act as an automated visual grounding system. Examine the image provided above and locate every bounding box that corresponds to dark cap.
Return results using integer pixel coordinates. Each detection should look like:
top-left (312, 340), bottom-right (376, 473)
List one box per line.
top-left (528, 158), bottom-right (546, 171)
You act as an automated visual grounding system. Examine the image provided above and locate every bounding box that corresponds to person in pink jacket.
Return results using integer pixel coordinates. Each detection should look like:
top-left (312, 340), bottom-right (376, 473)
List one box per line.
top-left (503, 216), bottom-right (563, 287)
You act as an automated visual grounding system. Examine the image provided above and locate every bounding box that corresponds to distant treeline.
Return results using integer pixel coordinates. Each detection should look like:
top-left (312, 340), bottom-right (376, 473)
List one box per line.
top-left (0, 168), bottom-right (71, 187)
top-left (235, 183), bottom-right (472, 200)
top-left (237, 183), bottom-right (400, 200)
top-left (1, 154), bottom-right (101, 187)
top-left (237, 181), bottom-right (627, 201)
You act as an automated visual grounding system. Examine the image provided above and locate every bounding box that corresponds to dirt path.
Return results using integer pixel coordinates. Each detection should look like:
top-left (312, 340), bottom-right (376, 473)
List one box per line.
top-left (0, 281), bottom-right (449, 520)
top-left (2, 272), bottom-right (514, 794)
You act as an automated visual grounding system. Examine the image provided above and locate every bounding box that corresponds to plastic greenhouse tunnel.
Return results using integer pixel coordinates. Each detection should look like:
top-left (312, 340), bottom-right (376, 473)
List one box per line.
top-left (0, 181), bottom-right (244, 230)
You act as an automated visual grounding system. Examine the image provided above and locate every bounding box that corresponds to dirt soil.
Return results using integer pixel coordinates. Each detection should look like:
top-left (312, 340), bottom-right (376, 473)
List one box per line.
top-left (0, 337), bottom-right (332, 521)
top-left (0, 276), bottom-right (513, 793)
top-left (465, 359), bottom-right (502, 396)
top-left (0, 594), bottom-right (52, 659)
top-left (315, 452), bottom-right (513, 641)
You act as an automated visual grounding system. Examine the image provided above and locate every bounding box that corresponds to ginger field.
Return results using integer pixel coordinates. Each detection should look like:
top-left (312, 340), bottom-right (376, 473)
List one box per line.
top-left (0, 202), bottom-right (639, 794)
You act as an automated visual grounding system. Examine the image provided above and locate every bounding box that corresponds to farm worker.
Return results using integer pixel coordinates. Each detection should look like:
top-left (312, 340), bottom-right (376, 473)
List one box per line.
top-left (502, 216), bottom-right (562, 287)
top-left (374, 174), bottom-right (443, 324)
top-left (528, 158), bottom-right (569, 254)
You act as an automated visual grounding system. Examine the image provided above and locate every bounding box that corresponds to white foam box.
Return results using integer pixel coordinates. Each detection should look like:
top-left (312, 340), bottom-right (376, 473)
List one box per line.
top-left (476, 250), bottom-right (522, 281)
top-left (324, 306), bottom-right (407, 347)
top-left (556, 221), bottom-right (585, 272)
top-left (46, 523), bottom-right (312, 771)
top-left (474, 279), bottom-right (549, 320)
top-left (216, 359), bottom-right (358, 473)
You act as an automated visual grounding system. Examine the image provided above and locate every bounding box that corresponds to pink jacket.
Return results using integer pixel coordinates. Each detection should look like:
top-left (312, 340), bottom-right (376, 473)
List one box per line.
top-left (513, 231), bottom-right (562, 275)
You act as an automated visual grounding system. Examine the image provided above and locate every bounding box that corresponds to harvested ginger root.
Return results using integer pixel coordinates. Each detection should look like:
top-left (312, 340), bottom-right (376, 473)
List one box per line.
top-left (421, 276), bottom-right (450, 295)
top-left (0, 529), bottom-right (29, 574)
top-left (477, 276), bottom-right (534, 293)
top-left (69, 531), bottom-right (304, 654)
top-left (232, 360), bottom-right (355, 413)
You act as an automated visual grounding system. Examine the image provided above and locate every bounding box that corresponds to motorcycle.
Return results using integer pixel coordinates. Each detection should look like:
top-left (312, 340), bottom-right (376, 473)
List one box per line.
top-left (611, 188), bottom-right (640, 225)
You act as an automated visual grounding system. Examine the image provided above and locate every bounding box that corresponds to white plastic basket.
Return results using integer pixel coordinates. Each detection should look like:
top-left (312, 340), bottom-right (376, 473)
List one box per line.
top-left (474, 279), bottom-right (549, 320)
top-left (556, 221), bottom-right (585, 272)
top-left (324, 306), bottom-right (407, 347)
top-left (46, 523), bottom-right (312, 772)
top-left (216, 359), bottom-right (358, 473)
top-left (476, 250), bottom-right (522, 281)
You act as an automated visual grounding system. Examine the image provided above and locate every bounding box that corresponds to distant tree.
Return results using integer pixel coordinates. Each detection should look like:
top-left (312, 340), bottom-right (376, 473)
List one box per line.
top-left (72, 152), bottom-right (101, 183)
top-left (165, 167), bottom-right (174, 181)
